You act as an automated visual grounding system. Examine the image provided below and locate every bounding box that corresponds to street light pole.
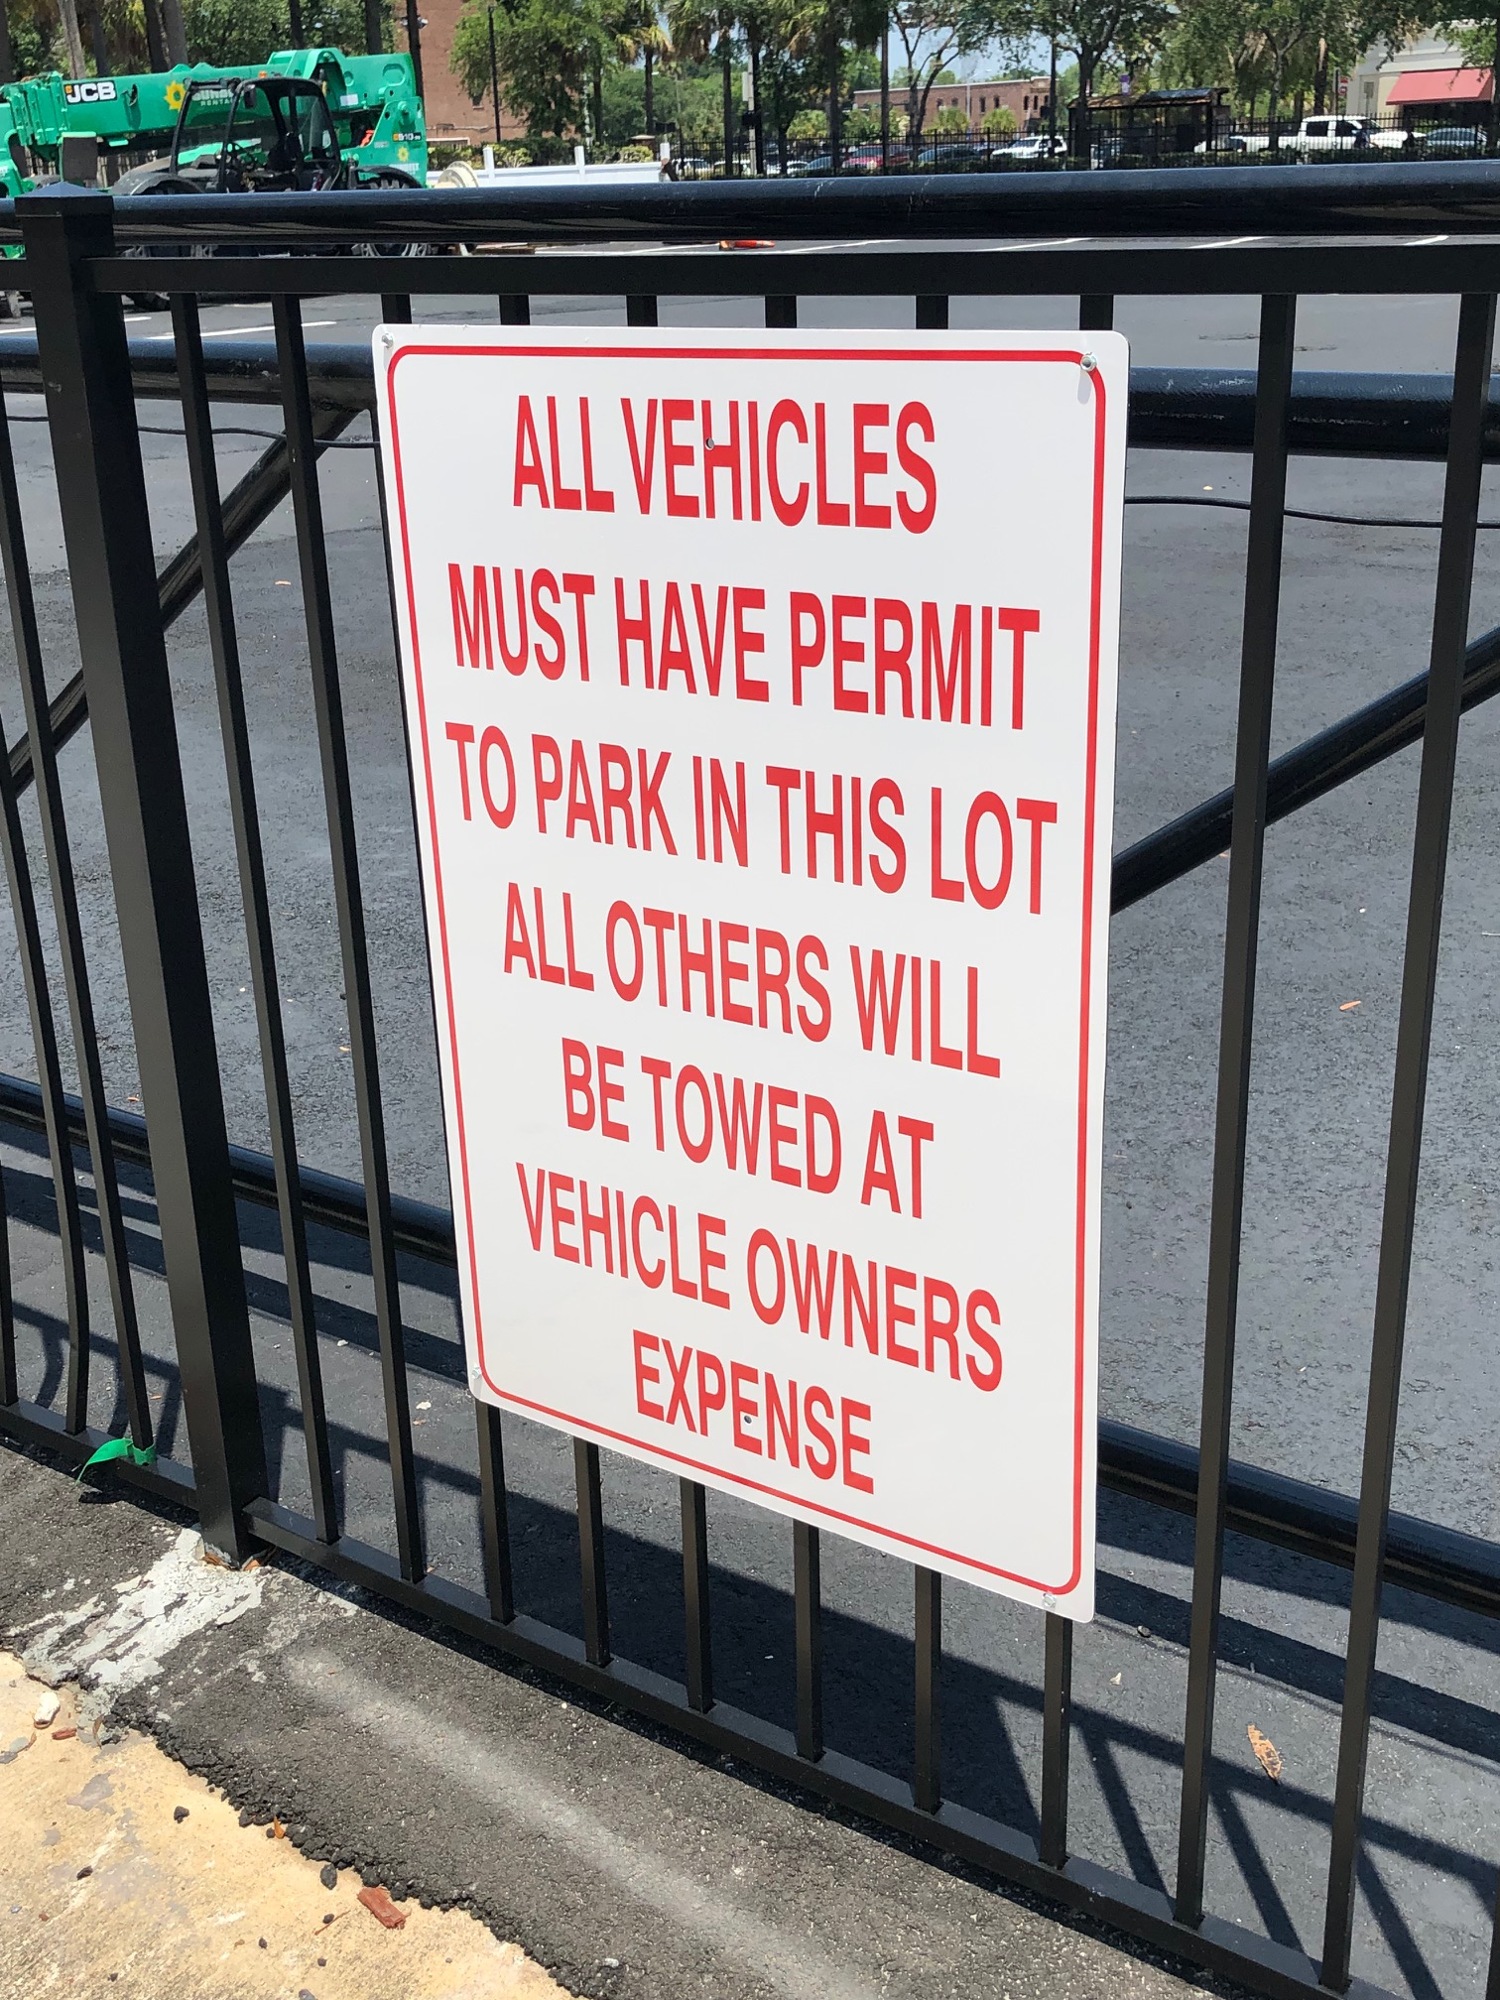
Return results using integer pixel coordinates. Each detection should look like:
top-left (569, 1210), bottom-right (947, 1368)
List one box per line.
top-left (405, 0), bottom-right (425, 101)
top-left (1048, 25), bottom-right (1057, 150)
top-left (880, 20), bottom-right (890, 172)
top-left (488, 3), bottom-right (502, 146)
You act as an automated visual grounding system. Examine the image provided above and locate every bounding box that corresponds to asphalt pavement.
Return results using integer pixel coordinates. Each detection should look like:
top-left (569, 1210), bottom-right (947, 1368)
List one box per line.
top-left (0, 266), bottom-right (1498, 1999)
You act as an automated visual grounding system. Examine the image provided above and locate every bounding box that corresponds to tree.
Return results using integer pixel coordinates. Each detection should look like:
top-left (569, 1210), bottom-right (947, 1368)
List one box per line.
top-left (182, 0), bottom-right (374, 62)
top-left (58, 0), bottom-right (85, 72)
top-left (1165, 0), bottom-right (1435, 124)
top-left (667, 0), bottom-right (739, 168)
top-left (778, 0), bottom-right (883, 168)
top-left (452, 0), bottom-right (617, 138)
top-left (1016, 0), bottom-right (1174, 154)
top-left (981, 100), bottom-right (1017, 130)
top-left (888, 0), bottom-right (998, 149)
top-left (611, 0), bottom-right (671, 129)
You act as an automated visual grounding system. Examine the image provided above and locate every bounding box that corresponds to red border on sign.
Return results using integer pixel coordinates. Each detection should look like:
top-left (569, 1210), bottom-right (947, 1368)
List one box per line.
top-left (385, 338), bottom-right (1109, 1597)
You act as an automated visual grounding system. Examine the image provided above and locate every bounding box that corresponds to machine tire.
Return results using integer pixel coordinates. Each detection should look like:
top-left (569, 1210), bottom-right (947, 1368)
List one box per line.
top-left (346, 168), bottom-right (436, 259)
top-left (114, 171), bottom-right (207, 308)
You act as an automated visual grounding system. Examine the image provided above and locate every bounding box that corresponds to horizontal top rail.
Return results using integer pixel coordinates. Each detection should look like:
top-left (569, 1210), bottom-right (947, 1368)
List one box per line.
top-left (4, 162), bottom-right (1500, 247)
top-left (4, 331), bottom-right (1497, 463)
top-left (72, 241), bottom-right (1500, 300)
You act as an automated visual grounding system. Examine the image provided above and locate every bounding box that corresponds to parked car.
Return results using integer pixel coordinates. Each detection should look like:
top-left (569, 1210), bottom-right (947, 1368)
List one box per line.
top-left (1193, 115), bottom-right (1407, 160)
top-left (994, 133), bottom-right (1067, 160)
top-left (1421, 124), bottom-right (1487, 154)
top-left (915, 136), bottom-right (990, 169)
top-left (785, 143), bottom-right (884, 177)
top-left (1292, 115), bottom-right (1410, 155)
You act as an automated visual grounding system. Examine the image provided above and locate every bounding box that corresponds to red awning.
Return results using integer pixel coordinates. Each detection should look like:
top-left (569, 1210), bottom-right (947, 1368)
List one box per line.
top-left (1387, 67), bottom-right (1492, 106)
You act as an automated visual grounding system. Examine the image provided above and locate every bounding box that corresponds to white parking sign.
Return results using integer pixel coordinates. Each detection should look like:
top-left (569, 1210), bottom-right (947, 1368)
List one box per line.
top-left (376, 325), bottom-right (1126, 1616)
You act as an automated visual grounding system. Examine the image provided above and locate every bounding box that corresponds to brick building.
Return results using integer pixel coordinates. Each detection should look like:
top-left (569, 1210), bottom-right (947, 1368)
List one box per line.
top-left (851, 74), bottom-right (1053, 131)
top-left (414, 0), bottom-right (529, 147)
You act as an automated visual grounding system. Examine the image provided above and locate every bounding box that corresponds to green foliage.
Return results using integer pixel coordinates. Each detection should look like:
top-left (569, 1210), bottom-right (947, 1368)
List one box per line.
top-left (1041, 0), bottom-right (1178, 97)
top-left (661, 55), bottom-right (740, 143)
top-left (1160, 0), bottom-right (1434, 113)
top-left (600, 57), bottom-right (648, 136)
top-left (1411, 10), bottom-right (1489, 69)
top-left (448, 0), bottom-right (1445, 164)
top-left (10, 11), bottom-right (59, 70)
top-left (451, 0), bottom-right (619, 135)
top-left (930, 100), bottom-right (968, 127)
top-left (180, 0), bottom-right (379, 63)
top-left (981, 101), bottom-right (1018, 130)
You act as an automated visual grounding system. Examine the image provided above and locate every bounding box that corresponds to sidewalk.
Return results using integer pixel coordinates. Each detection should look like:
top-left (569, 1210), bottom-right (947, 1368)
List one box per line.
top-left (0, 1650), bottom-right (564, 1999)
top-left (0, 1444), bottom-right (1227, 2000)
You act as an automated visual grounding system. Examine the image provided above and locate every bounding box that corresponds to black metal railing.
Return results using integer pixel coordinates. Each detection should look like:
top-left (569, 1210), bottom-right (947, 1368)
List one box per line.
top-left (0, 164), bottom-right (1497, 2000)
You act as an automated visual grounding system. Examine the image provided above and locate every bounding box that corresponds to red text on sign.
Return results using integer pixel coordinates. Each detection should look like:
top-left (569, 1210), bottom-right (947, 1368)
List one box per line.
top-left (633, 1330), bottom-right (874, 1491)
top-left (618, 396), bottom-right (935, 533)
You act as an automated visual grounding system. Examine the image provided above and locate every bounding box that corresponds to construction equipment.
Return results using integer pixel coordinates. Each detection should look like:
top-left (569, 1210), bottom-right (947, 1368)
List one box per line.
top-left (0, 48), bottom-right (427, 193)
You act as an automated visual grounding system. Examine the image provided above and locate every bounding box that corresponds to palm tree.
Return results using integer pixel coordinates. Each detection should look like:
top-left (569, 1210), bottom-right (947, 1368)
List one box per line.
top-left (779, 0), bottom-right (882, 172)
top-left (668, 0), bottom-right (740, 171)
top-left (614, 0), bottom-right (672, 134)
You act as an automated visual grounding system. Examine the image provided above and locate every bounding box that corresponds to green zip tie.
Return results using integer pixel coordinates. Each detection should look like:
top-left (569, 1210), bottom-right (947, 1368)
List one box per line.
top-left (76, 1436), bottom-right (157, 1481)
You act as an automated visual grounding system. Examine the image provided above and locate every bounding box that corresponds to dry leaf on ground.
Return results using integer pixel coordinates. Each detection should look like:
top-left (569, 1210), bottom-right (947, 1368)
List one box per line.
top-left (1248, 1724), bottom-right (1283, 1781)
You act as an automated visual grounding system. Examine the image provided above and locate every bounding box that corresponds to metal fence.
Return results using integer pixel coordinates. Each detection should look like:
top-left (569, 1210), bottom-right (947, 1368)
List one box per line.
top-left (0, 161), bottom-right (1498, 2000)
top-left (664, 106), bottom-right (1495, 178)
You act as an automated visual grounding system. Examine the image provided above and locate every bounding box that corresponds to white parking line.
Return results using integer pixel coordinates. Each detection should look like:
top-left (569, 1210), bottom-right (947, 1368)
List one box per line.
top-left (1407, 233), bottom-right (1450, 245)
top-left (147, 319), bottom-right (336, 340)
top-left (984, 236), bottom-right (1087, 251)
top-left (1198, 234), bottom-right (1263, 249)
top-left (785, 236), bottom-right (902, 253)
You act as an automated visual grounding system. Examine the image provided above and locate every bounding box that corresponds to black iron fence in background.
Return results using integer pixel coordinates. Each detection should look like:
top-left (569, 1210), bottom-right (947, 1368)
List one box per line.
top-left (665, 106), bottom-right (1496, 178)
top-left (0, 162), bottom-right (1498, 2000)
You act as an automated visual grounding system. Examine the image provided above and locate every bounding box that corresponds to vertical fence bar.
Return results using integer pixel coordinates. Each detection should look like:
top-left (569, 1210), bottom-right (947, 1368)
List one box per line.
top-left (273, 291), bottom-right (424, 1581)
top-left (681, 1478), bottom-right (713, 1711)
top-left (627, 295), bottom-right (659, 327)
top-left (379, 294), bottom-right (413, 325)
top-left (0, 379), bottom-right (150, 1448)
top-left (476, 1401), bottom-right (515, 1623)
top-left (22, 193), bottom-right (266, 1551)
top-left (915, 296), bottom-right (949, 330)
top-left (1079, 296), bottom-right (1115, 332)
top-left (793, 1519), bottom-right (823, 1760)
top-left (499, 294), bottom-right (531, 326)
top-left (0, 1166), bottom-right (15, 1408)
top-left (0, 671), bottom-right (89, 1434)
top-left (174, 293), bottom-right (337, 1543)
top-left (913, 1566), bottom-right (942, 1812)
top-left (1175, 292), bottom-right (1298, 1929)
top-left (765, 294), bottom-right (797, 330)
top-left (576, 1438), bottom-right (611, 1666)
top-left (1039, 1613), bottom-right (1074, 1868)
top-left (1320, 286), bottom-right (1497, 1995)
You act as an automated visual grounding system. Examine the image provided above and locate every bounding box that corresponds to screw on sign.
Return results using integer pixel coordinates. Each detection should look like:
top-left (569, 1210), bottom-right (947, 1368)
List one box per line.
top-left (376, 326), bottom-right (1127, 1617)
